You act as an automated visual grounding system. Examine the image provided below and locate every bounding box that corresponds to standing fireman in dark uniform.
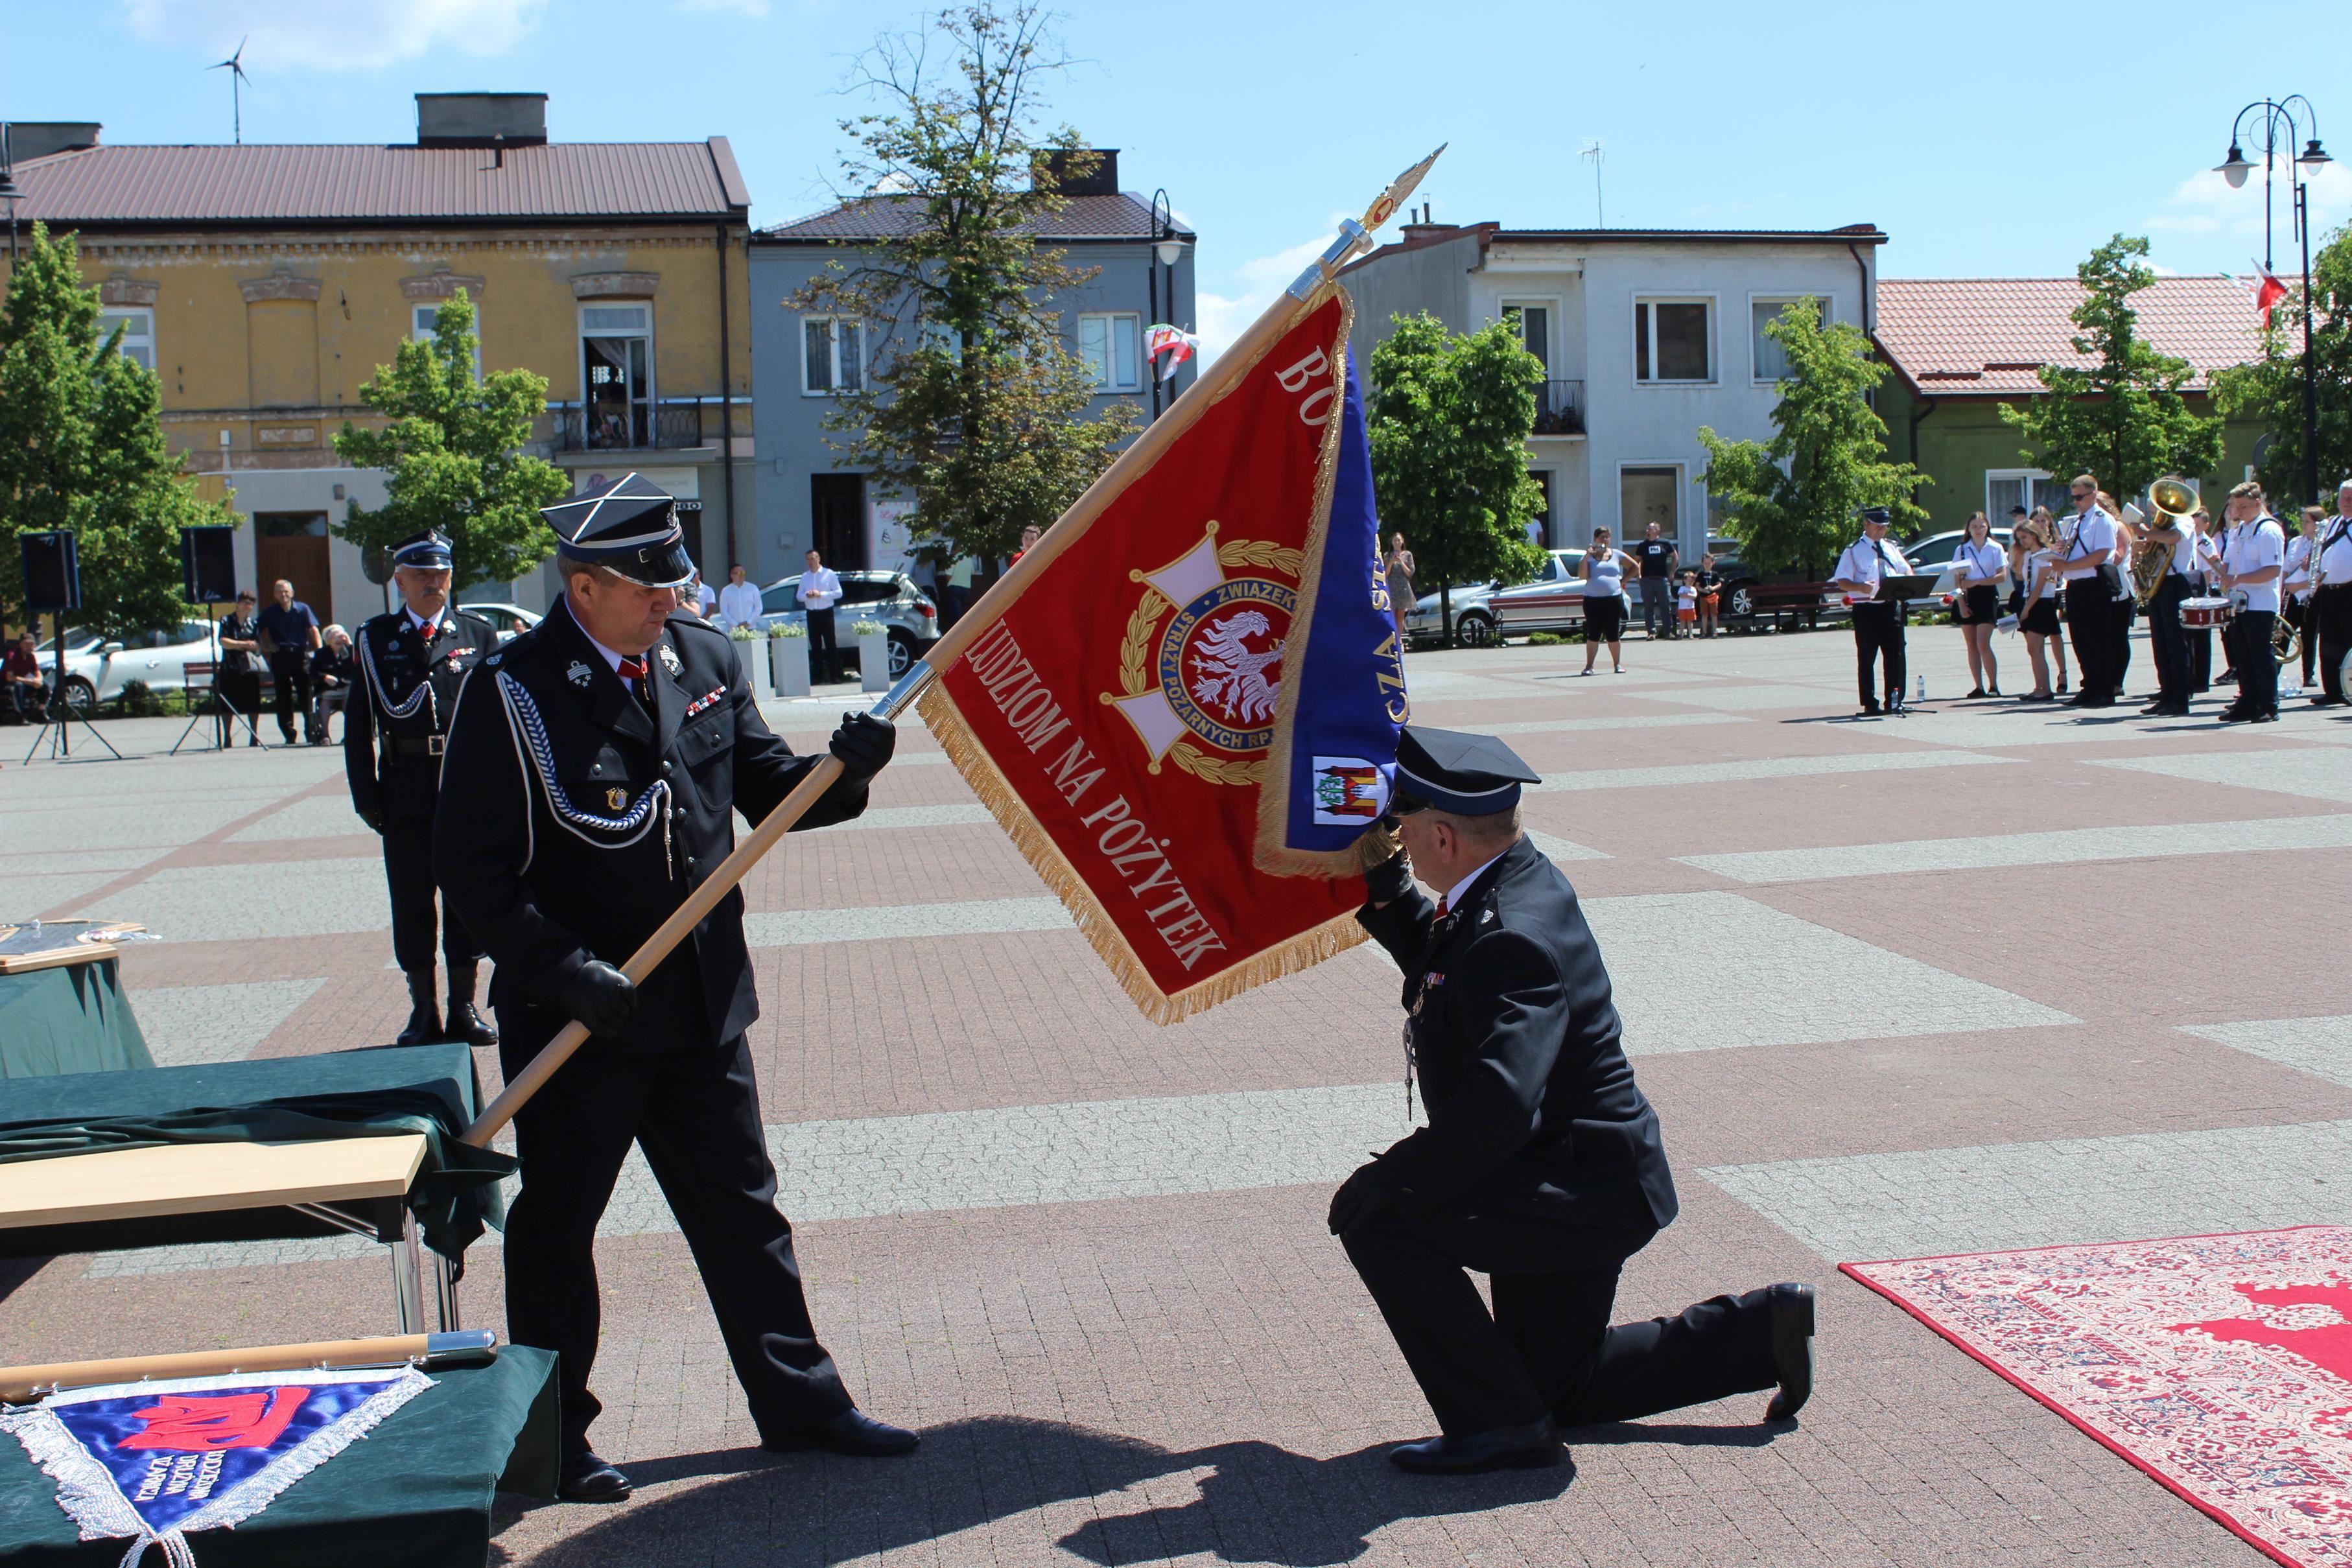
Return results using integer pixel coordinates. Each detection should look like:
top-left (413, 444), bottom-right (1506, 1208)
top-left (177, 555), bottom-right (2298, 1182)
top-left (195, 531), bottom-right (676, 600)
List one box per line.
top-left (434, 474), bottom-right (911, 1503)
top-left (1829, 506), bottom-right (1912, 716)
top-left (1333, 727), bottom-right (1815, 1473)
top-left (346, 531), bottom-right (500, 1047)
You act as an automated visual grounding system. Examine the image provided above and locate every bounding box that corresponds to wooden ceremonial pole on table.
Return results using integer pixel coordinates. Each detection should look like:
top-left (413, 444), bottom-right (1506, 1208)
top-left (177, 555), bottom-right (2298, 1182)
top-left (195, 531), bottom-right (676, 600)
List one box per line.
top-left (462, 146), bottom-right (1446, 1149)
top-left (0, 1331), bottom-right (499, 1402)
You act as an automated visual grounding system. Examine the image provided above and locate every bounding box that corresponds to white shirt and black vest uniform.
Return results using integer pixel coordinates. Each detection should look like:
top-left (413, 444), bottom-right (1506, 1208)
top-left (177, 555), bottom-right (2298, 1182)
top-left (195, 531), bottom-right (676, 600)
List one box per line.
top-left (1833, 530), bottom-right (1912, 713)
top-left (2141, 517), bottom-right (2202, 714)
top-left (2058, 506), bottom-right (2121, 705)
top-left (2283, 532), bottom-right (2319, 686)
top-left (2313, 508), bottom-right (2352, 704)
top-left (2220, 511), bottom-right (2287, 720)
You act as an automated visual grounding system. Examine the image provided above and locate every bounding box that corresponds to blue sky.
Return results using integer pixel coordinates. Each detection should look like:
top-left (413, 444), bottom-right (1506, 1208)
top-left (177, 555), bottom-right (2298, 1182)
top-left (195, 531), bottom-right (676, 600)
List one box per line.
top-left (10, 0), bottom-right (2351, 357)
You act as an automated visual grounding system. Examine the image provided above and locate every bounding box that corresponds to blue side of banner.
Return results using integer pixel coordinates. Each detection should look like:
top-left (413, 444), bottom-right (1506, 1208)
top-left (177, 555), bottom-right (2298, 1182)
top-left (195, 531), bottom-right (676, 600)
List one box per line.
top-left (1279, 360), bottom-right (1408, 856)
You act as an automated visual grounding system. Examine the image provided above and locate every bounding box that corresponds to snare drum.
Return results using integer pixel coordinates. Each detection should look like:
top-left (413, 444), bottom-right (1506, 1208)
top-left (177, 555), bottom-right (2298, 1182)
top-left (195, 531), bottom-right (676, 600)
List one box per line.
top-left (2180, 596), bottom-right (2233, 629)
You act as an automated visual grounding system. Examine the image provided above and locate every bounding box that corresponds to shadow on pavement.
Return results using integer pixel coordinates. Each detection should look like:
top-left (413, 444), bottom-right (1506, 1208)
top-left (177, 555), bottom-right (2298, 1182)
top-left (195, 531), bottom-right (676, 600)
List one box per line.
top-left (506, 1414), bottom-right (1575, 1567)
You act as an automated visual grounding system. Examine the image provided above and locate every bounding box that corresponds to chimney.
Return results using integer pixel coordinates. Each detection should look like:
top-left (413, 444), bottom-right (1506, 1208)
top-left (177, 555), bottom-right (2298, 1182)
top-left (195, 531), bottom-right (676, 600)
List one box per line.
top-left (1035, 148), bottom-right (1119, 198)
top-left (5, 123), bottom-right (102, 163)
top-left (415, 93), bottom-right (548, 148)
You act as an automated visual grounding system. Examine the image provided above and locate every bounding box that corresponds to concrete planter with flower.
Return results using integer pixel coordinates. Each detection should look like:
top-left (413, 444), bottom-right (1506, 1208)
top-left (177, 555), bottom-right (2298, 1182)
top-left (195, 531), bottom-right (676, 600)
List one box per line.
top-left (730, 624), bottom-right (773, 699)
top-left (768, 622), bottom-right (810, 697)
top-left (854, 620), bottom-right (891, 693)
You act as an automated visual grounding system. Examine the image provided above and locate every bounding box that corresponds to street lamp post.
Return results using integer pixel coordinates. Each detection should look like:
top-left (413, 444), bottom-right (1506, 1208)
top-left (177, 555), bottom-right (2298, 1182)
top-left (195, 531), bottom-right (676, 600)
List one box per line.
top-left (2215, 97), bottom-right (2332, 506)
top-left (1147, 189), bottom-right (1175, 422)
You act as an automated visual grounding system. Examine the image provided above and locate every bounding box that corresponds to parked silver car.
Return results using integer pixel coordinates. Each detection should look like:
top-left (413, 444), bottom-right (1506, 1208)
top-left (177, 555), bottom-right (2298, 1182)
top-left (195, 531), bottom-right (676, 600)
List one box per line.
top-left (749, 570), bottom-right (941, 679)
top-left (454, 601), bottom-right (544, 641)
top-left (1406, 551), bottom-right (1608, 647)
top-left (49, 622), bottom-right (218, 712)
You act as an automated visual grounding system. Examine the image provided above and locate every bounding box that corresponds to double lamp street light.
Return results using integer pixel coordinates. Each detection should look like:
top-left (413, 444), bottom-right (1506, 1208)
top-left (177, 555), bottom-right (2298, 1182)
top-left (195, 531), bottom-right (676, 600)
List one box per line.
top-left (2214, 97), bottom-right (2332, 505)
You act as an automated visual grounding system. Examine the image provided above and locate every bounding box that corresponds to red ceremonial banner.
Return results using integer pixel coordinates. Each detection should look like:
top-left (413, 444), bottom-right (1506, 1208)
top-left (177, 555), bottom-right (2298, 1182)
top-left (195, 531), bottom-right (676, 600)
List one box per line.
top-left (919, 290), bottom-right (1367, 1021)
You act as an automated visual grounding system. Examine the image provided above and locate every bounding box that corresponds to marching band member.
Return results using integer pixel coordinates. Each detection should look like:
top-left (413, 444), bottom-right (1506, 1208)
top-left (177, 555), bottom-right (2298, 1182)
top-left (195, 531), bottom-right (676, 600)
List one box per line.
top-left (1952, 511), bottom-right (2005, 698)
top-left (1828, 506), bottom-right (1912, 716)
top-left (2214, 480), bottom-right (2286, 723)
top-left (2312, 480), bottom-right (2352, 708)
top-left (435, 474), bottom-right (912, 1502)
top-left (2105, 493), bottom-right (2137, 697)
top-left (345, 530), bottom-right (502, 1046)
top-left (2141, 498), bottom-right (2201, 718)
top-left (2193, 508), bottom-right (2227, 692)
top-left (2058, 476), bottom-right (2119, 707)
top-left (2285, 507), bottom-right (2321, 690)
top-left (1337, 727), bottom-right (1815, 1472)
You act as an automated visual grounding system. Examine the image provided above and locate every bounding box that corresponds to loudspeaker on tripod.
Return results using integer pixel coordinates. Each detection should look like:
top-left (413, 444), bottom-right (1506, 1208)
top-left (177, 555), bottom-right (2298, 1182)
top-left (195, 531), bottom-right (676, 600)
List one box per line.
top-left (180, 525), bottom-right (239, 604)
top-left (19, 532), bottom-right (81, 613)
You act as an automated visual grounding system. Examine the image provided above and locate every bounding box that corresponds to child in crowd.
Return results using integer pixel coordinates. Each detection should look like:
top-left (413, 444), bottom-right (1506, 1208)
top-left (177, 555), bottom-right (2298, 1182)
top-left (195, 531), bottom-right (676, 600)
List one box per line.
top-left (1676, 570), bottom-right (1699, 635)
top-left (1696, 554), bottom-right (1723, 638)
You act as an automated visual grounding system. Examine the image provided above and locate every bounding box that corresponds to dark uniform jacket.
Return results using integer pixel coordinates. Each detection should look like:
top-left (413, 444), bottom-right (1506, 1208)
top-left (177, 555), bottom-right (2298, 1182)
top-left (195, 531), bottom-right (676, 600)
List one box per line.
top-left (346, 607), bottom-right (500, 825)
top-left (1357, 836), bottom-right (1678, 1234)
top-left (433, 596), bottom-right (867, 1055)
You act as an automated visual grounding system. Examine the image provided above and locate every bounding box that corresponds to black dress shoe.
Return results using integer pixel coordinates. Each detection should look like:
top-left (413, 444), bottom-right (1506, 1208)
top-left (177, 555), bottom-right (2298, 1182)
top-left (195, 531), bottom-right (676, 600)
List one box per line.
top-left (764, 1407), bottom-right (920, 1458)
top-left (558, 1451), bottom-right (633, 1503)
top-left (2217, 707), bottom-right (2251, 723)
top-left (2311, 695), bottom-right (2349, 708)
top-left (1765, 1282), bottom-right (1816, 1420)
top-left (1857, 703), bottom-right (1882, 717)
top-left (1387, 1416), bottom-right (1562, 1473)
top-left (2250, 710), bottom-right (2279, 723)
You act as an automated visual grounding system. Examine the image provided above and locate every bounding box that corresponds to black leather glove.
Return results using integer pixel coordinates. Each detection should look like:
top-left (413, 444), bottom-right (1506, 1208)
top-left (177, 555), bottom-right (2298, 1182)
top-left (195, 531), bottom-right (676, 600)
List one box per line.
top-left (828, 711), bottom-right (895, 788)
top-left (558, 959), bottom-right (638, 1038)
top-left (1362, 844), bottom-right (1416, 906)
top-left (1327, 1160), bottom-right (1401, 1238)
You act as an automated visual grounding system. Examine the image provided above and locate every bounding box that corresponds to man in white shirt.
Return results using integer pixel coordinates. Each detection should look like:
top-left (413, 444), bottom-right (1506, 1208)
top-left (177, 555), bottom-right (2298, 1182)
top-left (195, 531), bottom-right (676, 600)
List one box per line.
top-left (2139, 486), bottom-right (2204, 718)
top-left (1827, 506), bottom-right (1913, 716)
top-left (716, 564), bottom-right (764, 632)
top-left (2312, 479), bottom-right (2352, 707)
top-left (2284, 509), bottom-right (2320, 690)
top-left (2056, 474), bottom-right (2119, 707)
top-left (2214, 480), bottom-right (2286, 723)
top-left (797, 548), bottom-right (845, 684)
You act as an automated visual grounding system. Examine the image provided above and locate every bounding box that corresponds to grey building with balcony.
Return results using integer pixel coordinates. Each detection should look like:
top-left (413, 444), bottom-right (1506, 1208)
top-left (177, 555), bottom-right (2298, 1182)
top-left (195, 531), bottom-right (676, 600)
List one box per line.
top-left (746, 151), bottom-right (1195, 585)
top-left (1339, 220), bottom-right (1884, 564)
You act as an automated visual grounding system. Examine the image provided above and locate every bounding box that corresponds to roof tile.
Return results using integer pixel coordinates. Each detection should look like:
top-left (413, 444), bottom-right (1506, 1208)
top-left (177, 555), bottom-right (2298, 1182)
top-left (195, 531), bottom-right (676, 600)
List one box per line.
top-left (1876, 276), bottom-right (2263, 395)
top-left (758, 192), bottom-right (1190, 243)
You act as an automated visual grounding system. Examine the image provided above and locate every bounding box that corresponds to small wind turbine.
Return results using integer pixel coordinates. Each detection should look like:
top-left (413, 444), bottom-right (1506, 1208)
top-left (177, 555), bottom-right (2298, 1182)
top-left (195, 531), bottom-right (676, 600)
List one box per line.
top-left (211, 39), bottom-right (250, 145)
top-left (1581, 140), bottom-right (1605, 228)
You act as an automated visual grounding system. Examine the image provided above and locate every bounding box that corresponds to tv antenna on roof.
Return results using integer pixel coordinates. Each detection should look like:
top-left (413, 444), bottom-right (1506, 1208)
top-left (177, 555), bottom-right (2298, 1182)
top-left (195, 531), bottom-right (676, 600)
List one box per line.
top-left (1581, 140), bottom-right (1605, 228)
top-left (210, 38), bottom-right (250, 145)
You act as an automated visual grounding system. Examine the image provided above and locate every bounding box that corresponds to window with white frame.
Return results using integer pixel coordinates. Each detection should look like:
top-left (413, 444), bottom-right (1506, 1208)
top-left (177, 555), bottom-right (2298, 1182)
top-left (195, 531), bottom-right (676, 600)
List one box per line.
top-left (581, 303), bottom-right (653, 450)
top-left (412, 303), bottom-right (484, 377)
top-left (1077, 312), bottom-right (1141, 392)
top-left (1985, 468), bottom-right (2069, 522)
top-left (1634, 298), bottom-right (1713, 383)
top-left (99, 308), bottom-right (154, 371)
top-left (1501, 302), bottom-right (1553, 375)
top-left (803, 316), bottom-right (865, 395)
top-left (1750, 296), bottom-right (1829, 384)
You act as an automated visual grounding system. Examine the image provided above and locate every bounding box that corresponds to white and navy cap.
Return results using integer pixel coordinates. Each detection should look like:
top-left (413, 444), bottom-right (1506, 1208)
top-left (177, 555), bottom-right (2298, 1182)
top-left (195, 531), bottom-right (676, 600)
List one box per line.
top-left (391, 530), bottom-right (453, 570)
top-left (543, 473), bottom-right (695, 589)
top-left (1393, 726), bottom-right (1541, 816)
top-left (1859, 506), bottom-right (1892, 526)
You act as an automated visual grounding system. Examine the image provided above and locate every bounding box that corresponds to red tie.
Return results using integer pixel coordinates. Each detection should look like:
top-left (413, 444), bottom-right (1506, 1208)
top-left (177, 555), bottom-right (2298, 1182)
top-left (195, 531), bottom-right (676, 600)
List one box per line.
top-left (1434, 896), bottom-right (1450, 921)
top-left (418, 618), bottom-right (439, 642)
top-left (617, 655), bottom-right (649, 703)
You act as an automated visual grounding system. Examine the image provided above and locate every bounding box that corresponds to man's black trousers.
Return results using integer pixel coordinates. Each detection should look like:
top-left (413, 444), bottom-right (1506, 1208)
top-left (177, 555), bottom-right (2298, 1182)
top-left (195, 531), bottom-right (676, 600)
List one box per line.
top-left (2316, 585), bottom-right (2352, 701)
top-left (381, 815), bottom-right (481, 975)
top-left (2225, 609), bottom-right (2281, 715)
top-left (2065, 580), bottom-right (2114, 699)
top-left (2108, 596), bottom-right (2135, 694)
top-left (498, 1025), bottom-right (853, 1455)
top-left (806, 607), bottom-right (838, 684)
top-left (1850, 603), bottom-right (1905, 708)
top-left (1342, 1204), bottom-right (1778, 1436)
top-left (2148, 576), bottom-right (2191, 707)
top-left (267, 651), bottom-right (313, 739)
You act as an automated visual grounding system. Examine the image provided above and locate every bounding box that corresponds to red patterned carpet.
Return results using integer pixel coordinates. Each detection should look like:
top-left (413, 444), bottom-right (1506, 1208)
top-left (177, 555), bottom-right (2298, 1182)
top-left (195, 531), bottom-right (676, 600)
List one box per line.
top-left (1848, 1227), bottom-right (2352, 1568)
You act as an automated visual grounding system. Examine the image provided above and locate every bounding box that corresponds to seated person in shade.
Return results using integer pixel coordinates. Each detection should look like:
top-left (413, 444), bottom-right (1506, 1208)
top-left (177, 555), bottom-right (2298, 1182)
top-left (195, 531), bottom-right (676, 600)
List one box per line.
top-left (4, 631), bottom-right (45, 722)
top-left (311, 624), bottom-right (356, 744)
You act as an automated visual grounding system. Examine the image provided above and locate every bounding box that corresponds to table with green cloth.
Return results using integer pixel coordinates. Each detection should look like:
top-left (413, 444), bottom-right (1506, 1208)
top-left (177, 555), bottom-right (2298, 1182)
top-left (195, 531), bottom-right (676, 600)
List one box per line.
top-left (0, 1347), bottom-right (559, 1567)
top-left (0, 960), bottom-right (153, 1079)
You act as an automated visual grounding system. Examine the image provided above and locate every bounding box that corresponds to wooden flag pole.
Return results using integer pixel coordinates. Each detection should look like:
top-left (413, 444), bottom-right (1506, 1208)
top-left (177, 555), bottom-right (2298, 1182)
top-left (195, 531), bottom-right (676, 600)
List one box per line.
top-left (460, 146), bottom-right (1446, 1147)
top-left (0, 1331), bottom-right (498, 1403)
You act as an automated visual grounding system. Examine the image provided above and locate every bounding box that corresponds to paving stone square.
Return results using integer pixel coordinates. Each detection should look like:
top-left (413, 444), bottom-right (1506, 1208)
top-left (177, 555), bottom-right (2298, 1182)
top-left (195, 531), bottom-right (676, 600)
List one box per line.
top-left (6, 627), bottom-right (2350, 1565)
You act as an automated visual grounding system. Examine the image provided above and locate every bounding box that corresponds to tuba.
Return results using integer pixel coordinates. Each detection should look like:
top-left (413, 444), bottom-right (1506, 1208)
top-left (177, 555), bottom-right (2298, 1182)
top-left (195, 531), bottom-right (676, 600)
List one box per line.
top-left (2134, 477), bottom-right (2196, 607)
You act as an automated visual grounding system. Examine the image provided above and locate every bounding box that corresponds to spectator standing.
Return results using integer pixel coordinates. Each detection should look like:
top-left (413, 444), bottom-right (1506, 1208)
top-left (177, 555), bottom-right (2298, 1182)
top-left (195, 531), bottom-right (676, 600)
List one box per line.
top-left (694, 572), bottom-right (719, 620)
top-left (799, 548), bottom-right (843, 684)
top-left (255, 578), bottom-right (323, 743)
top-left (1383, 533), bottom-right (1417, 642)
top-left (717, 564), bottom-right (764, 631)
top-left (1577, 528), bottom-right (1636, 675)
top-left (943, 554), bottom-right (979, 629)
top-left (1632, 521), bottom-right (1678, 638)
top-left (1951, 511), bottom-right (2005, 697)
top-left (311, 624), bottom-right (356, 744)
top-left (1695, 554), bottom-right (1723, 638)
top-left (217, 592), bottom-right (265, 746)
top-left (1675, 570), bottom-right (1699, 634)
top-left (4, 631), bottom-right (45, 723)
top-left (1012, 525), bottom-right (1042, 565)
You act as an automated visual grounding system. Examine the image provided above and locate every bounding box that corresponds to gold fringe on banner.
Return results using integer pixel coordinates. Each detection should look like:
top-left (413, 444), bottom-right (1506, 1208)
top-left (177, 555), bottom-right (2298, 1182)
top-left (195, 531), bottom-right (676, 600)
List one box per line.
top-left (918, 681), bottom-right (1369, 1026)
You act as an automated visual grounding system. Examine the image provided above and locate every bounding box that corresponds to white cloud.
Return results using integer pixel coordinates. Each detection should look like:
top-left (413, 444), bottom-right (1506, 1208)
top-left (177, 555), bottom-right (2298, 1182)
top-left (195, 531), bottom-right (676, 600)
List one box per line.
top-left (676, 0), bottom-right (769, 14)
top-left (119, 0), bottom-right (545, 72)
top-left (1194, 228), bottom-right (1340, 366)
top-left (2149, 163), bottom-right (2352, 249)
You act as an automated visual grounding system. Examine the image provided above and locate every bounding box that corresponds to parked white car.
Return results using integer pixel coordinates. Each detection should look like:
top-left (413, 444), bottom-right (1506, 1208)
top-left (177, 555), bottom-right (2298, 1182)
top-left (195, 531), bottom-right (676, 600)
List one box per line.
top-left (454, 601), bottom-right (543, 641)
top-left (51, 621), bottom-right (219, 712)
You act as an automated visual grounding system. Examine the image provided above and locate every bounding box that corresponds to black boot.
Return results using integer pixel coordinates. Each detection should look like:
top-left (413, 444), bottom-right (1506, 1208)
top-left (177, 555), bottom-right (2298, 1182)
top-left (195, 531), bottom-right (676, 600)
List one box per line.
top-left (445, 963), bottom-right (499, 1048)
top-left (395, 970), bottom-right (443, 1046)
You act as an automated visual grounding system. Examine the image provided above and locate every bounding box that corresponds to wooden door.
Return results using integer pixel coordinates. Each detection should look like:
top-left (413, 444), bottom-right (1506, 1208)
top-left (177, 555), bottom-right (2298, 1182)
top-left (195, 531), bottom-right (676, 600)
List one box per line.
top-left (253, 512), bottom-right (333, 626)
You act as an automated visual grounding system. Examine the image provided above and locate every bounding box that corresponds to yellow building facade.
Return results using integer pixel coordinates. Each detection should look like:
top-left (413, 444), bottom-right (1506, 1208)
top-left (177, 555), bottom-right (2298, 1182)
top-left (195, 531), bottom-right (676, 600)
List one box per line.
top-left (3, 95), bottom-right (753, 626)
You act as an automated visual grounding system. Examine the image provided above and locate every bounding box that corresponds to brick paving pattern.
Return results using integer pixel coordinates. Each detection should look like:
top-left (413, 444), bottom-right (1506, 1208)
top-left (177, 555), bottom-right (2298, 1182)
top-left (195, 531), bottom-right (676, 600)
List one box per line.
top-left (6, 627), bottom-right (2350, 1565)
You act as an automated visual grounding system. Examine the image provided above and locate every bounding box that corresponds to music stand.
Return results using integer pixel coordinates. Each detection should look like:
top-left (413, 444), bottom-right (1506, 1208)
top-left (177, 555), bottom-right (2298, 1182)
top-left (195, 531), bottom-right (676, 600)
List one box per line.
top-left (1859, 574), bottom-right (1942, 720)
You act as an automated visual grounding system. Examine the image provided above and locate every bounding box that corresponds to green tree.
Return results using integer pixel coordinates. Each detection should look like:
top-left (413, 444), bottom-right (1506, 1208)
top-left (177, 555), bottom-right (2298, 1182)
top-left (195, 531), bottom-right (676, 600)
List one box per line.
top-left (2000, 234), bottom-right (2224, 503)
top-left (1699, 298), bottom-right (1926, 577)
top-left (0, 222), bottom-right (228, 638)
top-left (792, 3), bottom-right (1138, 565)
top-left (333, 288), bottom-right (569, 591)
top-left (1367, 312), bottom-right (1547, 644)
top-left (2212, 221), bottom-right (2352, 507)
